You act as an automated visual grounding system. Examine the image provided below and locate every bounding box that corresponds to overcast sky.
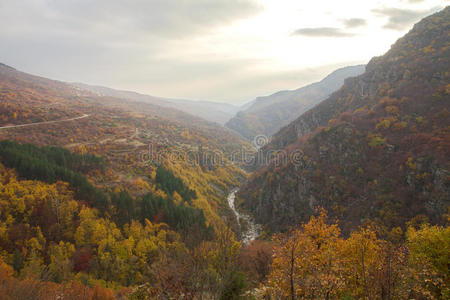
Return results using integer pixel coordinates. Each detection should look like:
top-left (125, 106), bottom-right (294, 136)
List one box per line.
top-left (0, 0), bottom-right (446, 104)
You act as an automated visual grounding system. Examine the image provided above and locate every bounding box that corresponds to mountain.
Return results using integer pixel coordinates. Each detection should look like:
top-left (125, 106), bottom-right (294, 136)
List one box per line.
top-left (226, 65), bottom-right (365, 140)
top-left (237, 7), bottom-right (450, 233)
top-left (72, 82), bottom-right (240, 125)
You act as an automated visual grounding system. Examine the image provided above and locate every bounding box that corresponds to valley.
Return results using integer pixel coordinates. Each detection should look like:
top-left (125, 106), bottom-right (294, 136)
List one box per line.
top-left (0, 4), bottom-right (448, 300)
top-left (226, 65), bottom-right (365, 141)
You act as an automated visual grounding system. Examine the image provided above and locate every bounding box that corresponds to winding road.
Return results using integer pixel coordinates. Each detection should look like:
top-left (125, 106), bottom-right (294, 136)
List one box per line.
top-left (0, 114), bottom-right (89, 130)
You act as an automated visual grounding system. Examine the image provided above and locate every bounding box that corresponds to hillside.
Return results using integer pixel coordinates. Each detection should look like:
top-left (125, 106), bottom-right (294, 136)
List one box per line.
top-left (0, 63), bottom-right (253, 232)
top-left (72, 82), bottom-right (240, 125)
top-left (0, 60), bottom-right (265, 297)
top-left (238, 7), bottom-right (450, 233)
top-left (226, 65), bottom-right (365, 140)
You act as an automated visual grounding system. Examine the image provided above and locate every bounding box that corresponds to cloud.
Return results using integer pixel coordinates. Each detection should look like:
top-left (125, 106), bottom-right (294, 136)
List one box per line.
top-left (372, 7), bottom-right (441, 30)
top-left (292, 27), bottom-right (354, 37)
top-left (0, 0), bottom-right (443, 103)
top-left (0, 0), bottom-right (263, 99)
top-left (342, 18), bottom-right (367, 28)
top-left (58, 0), bottom-right (262, 37)
top-left (0, 0), bottom-right (262, 39)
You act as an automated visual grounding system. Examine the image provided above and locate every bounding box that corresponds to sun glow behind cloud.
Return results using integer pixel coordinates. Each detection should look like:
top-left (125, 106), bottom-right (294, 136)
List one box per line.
top-left (191, 0), bottom-right (443, 70)
top-left (0, 0), bottom-right (446, 103)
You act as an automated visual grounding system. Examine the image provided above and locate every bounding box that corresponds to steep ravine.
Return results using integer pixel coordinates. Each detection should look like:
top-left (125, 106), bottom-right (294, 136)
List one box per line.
top-left (227, 188), bottom-right (261, 244)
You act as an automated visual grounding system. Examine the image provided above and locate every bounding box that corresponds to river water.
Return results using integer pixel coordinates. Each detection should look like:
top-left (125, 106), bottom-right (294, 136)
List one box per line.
top-left (227, 189), bottom-right (261, 244)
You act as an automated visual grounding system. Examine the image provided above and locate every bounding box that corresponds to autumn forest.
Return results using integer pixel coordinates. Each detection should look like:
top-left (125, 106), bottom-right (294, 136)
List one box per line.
top-left (0, 3), bottom-right (449, 300)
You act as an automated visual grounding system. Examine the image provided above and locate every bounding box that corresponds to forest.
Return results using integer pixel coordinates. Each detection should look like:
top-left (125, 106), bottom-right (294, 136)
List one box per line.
top-left (0, 138), bottom-right (447, 299)
top-left (0, 161), bottom-right (447, 299)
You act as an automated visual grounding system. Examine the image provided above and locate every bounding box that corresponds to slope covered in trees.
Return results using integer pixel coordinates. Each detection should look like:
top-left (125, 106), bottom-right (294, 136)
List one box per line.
top-left (226, 65), bottom-right (365, 140)
top-left (0, 142), bottom-right (212, 240)
top-left (238, 7), bottom-right (450, 233)
top-left (1, 163), bottom-right (446, 299)
top-left (155, 166), bottom-right (197, 203)
top-left (266, 210), bottom-right (449, 299)
top-left (0, 61), bottom-right (257, 296)
top-left (0, 61), bottom-right (252, 233)
top-left (0, 162), bottom-right (251, 298)
top-left (0, 140), bottom-right (108, 208)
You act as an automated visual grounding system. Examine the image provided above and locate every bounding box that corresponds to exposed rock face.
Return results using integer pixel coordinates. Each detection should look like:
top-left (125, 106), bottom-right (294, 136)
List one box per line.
top-left (239, 7), bottom-right (450, 233)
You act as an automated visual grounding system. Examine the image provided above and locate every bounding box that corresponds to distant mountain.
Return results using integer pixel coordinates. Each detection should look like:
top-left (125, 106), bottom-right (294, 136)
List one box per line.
top-left (238, 7), bottom-right (450, 233)
top-left (0, 63), bottom-right (15, 70)
top-left (238, 99), bottom-right (257, 111)
top-left (72, 83), bottom-right (239, 125)
top-left (0, 64), bottom-right (219, 128)
top-left (226, 65), bottom-right (365, 140)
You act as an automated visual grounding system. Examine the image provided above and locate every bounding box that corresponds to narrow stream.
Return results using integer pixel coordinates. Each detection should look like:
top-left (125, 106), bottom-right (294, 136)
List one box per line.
top-left (227, 188), bottom-right (261, 244)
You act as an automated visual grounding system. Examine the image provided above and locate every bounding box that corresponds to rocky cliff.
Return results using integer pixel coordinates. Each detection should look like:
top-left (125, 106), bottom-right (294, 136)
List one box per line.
top-left (239, 7), bottom-right (450, 233)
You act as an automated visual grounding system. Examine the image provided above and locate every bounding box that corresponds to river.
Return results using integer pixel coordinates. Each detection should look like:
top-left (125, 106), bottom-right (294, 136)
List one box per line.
top-left (227, 189), bottom-right (261, 244)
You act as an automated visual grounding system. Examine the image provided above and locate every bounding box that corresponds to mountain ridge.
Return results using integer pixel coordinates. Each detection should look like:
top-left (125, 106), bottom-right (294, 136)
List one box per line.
top-left (72, 82), bottom-right (240, 125)
top-left (225, 65), bottom-right (365, 140)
